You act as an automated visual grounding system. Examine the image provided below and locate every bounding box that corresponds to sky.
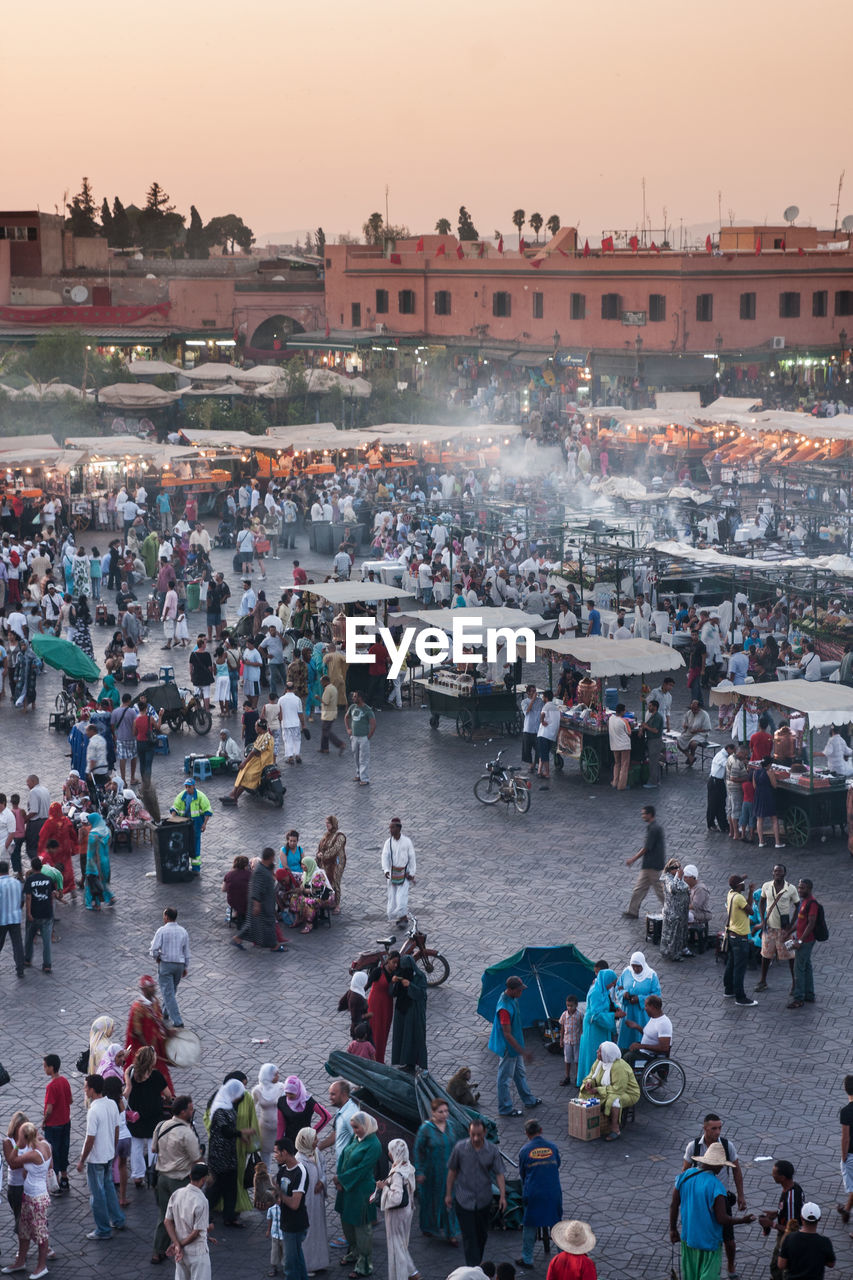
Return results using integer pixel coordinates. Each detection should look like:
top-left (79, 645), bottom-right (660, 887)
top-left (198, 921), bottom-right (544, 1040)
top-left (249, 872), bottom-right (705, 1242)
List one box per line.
top-left (4, 0), bottom-right (851, 246)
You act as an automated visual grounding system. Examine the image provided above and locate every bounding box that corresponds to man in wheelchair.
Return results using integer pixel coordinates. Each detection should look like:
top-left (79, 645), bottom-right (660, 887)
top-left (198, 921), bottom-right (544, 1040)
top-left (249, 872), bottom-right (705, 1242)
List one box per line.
top-left (622, 994), bottom-right (672, 1069)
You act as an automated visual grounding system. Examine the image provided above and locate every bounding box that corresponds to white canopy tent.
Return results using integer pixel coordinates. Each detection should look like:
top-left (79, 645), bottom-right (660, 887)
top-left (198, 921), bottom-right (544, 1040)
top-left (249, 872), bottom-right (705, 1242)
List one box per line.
top-left (298, 582), bottom-right (414, 605)
top-left (126, 359), bottom-right (182, 379)
top-left (649, 539), bottom-right (853, 577)
top-left (710, 679), bottom-right (853, 730)
top-left (97, 383), bottom-right (182, 409)
top-left (0, 435), bottom-right (59, 453)
top-left (180, 362), bottom-right (242, 384)
top-left (399, 606), bottom-right (554, 634)
top-left (533, 636), bottom-right (685, 677)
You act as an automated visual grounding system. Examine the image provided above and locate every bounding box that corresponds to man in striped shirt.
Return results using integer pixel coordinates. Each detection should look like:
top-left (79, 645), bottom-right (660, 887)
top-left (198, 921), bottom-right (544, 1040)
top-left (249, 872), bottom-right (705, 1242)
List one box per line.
top-left (0, 859), bottom-right (25, 978)
top-left (149, 907), bottom-right (191, 1028)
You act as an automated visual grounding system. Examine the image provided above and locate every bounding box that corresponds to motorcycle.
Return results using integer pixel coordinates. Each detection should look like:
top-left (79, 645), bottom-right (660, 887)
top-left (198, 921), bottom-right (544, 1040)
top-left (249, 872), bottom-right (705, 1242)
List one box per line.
top-left (349, 916), bottom-right (450, 987)
top-left (243, 763), bottom-right (285, 808)
top-left (473, 749), bottom-right (531, 814)
top-left (149, 685), bottom-right (213, 736)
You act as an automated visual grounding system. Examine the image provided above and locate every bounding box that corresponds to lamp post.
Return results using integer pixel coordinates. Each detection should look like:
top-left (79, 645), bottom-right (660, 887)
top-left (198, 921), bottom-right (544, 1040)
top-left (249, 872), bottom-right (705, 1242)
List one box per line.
top-left (715, 331), bottom-right (723, 384)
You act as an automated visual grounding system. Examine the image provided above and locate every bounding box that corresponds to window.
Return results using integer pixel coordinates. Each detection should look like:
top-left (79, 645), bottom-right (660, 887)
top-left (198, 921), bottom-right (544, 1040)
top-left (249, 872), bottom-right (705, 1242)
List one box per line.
top-left (375, 289), bottom-right (388, 314)
top-left (492, 292), bottom-right (512, 317)
top-left (696, 293), bottom-right (713, 322)
top-left (740, 292), bottom-right (756, 320)
top-left (0, 226), bottom-right (35, 241)
top-left (773, 237), bottom-right (785, 250)
top-left (434, 290), bottom-right (451, 316)
top-left (398, 289), bottom-right (416, 315)
top-left (27, 227), bottom-right (37, 242)
top-left (532, 292), bottom-right (544, 319)
top-left (812, 290), bottom-right (828, 318)
top-left (325, 258), bottom-right (332, 268)
top-left (570, 293), bottom-right (586, 320)
top-left (351, 302), bottom-right (361, 327)
top-left (835, 291), bottom-right (853, 317)
top-left (779, 291), bottom-right (800, 318)
top-left (601, 293), bottom-right (620, 320)
top-left (648, 294), bottom-right (666, 322)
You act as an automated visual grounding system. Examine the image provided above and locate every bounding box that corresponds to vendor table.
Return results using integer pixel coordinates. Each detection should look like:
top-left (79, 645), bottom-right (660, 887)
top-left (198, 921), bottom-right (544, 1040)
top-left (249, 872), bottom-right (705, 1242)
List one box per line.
top-left (774, 772), bottom-right (847, 846)
top-left (556, 717), bottom-right (646, 784)
top-left (415, 678), bottom-right (522, 740)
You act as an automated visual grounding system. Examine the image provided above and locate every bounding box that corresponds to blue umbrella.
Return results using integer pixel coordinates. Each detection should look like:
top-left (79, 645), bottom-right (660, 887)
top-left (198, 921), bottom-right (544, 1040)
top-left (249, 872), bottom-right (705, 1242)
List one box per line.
top-left (477, 944), bottom-right (595, 1028)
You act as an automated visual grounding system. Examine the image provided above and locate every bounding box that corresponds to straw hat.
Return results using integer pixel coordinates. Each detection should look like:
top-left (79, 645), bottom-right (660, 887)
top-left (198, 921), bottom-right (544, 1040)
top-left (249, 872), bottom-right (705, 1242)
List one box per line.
top-left (551, 1219), bottom-right (596, 1255)
top-left (694, 1140), bottom-right (736, 1168)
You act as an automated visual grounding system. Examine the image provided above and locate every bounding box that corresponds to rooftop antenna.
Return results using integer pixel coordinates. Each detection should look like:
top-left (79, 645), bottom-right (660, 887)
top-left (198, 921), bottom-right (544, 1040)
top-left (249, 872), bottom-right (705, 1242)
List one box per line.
top-left (718, 189), bottom-right (722, 232)
top-left (385, 184), bottom-right (390, 229)
top-left (641, 176), bottom-right (646, 246)
top-left (834, 171), bottom-right (845, 234)
top-left (783, 205), bottom-right (800, 225)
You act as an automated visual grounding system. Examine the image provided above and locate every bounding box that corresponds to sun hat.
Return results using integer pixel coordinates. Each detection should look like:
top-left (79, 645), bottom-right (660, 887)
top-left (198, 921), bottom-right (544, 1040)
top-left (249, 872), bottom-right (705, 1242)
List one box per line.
top-left (694, 1140), bottom-right (736, 1168)
top-left (551, 1219), bottom-right (596, 1255)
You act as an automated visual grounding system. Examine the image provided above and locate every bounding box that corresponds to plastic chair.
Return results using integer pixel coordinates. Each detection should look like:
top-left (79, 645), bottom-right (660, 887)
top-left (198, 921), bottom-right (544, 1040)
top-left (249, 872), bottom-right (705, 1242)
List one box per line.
top-left (159, 665), bottom-right (176, 683)
top-left (192, 758), bottom-right (212, 782)
top-left (154, 734), bottom-right (170, 756)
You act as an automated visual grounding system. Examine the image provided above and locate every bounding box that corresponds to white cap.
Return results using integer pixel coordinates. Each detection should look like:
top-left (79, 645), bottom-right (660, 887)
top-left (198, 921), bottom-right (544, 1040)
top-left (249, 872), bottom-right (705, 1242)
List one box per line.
top-left (683, 864), bottom-right (699, 878)
top-left (801, 1202), bottom-right (821, 1222)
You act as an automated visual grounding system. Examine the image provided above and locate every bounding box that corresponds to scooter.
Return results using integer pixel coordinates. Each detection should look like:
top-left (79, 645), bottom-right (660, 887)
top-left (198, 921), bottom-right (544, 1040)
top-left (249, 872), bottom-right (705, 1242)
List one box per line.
top-left (349, 916), bottom-right (450, 986)
top-left (242, 764), bottom-right (286, 808)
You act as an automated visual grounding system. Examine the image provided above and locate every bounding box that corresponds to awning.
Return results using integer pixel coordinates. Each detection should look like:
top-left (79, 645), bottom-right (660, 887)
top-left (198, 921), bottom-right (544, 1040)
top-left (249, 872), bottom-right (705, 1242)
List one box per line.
top-left (648, 540), bottom-right (853, 577)
top-left (709, 680), bottom-right (853, 729)
top-left (533, 637), bottom-right (685, 678)
top-left (299, 582), bottom-right (414, 605)
top-left (508, 352), bottom-right (551, 368)
top-left (0, 326), bottom-right (175, 343)
top-left (399, 607), bottom-right (554, 634)
top-left (97, 383), bottom-right (182, 410)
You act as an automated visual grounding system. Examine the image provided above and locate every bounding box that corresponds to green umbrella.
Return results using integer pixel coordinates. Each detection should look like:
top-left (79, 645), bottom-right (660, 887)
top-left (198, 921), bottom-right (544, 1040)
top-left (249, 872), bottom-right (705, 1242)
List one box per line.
top-left (30, 633), bottom-right (100, 682)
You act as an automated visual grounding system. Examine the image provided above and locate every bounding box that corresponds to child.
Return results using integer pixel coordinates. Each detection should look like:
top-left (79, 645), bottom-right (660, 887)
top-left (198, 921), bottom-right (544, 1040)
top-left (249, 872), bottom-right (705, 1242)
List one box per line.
top-left (89, 548), bottom-right (102, 601)
top-left (175, 610), bottom-right (189, 648)
top-left (558, 995), bottom-right (583, 1086)
top-left (740, 775), bottom-right (755, 843)
top-left (266, 1189), bottom-right (284, 1275)
top-left (346, 1022), bottom-right (376, 1061)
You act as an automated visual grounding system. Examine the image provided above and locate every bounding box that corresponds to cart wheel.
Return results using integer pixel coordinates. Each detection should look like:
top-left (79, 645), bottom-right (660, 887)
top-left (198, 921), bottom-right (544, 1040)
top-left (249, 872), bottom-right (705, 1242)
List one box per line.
top-left (429, 714), bottom-right (440, 729)
top-left (554, 752), bottom-right (564, 771)
top-left (580, 747), bottom-right (600, 783)
top-left (506, 710), bottom-right (523, 738)
top-left (456, 708), bottom-right (474, 740)
top-left (72, 513), bottom-right (90, 532)
top-left (784, 805), bottom-right (810, 847)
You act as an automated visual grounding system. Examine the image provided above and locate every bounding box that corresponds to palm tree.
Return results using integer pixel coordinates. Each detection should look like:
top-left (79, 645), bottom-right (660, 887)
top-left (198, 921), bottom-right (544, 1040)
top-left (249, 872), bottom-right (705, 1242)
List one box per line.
top-left (546, 214), bottom-right (561, 238)
top-left (511, 209), bottom-right (526, 247)
top-left (529, 212), bottom-right (543, 243)
top-left (362, 212), bottom-right (384, 245)
top-left (435, 218), bottom-right (452, 235)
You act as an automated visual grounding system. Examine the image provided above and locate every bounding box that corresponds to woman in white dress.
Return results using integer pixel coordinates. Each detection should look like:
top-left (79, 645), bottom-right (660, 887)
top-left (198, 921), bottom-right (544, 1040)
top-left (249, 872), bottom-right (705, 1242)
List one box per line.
top-left (295, 1126), bottom-right (330, 1273)
top-left (379, 1137), bottom-right (418, 1280)
top-left (252, 1064), bottom-right (285, 1170)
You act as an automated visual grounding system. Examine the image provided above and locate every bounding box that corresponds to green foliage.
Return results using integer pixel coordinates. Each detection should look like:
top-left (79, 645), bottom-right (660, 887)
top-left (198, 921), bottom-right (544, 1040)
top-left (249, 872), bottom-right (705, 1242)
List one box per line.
top-left (186, 206), bottom-right (209, 259)
top-left (457, 206), bottom-right (479, 241)
top-left (435, 218), bottom-right (452, 236)
top-left (181, 397), bottom-right (268, 435)
top-left (0, 386), bottom-right (101, 442)
top-left (204, 214), bottom-right (254, 255)
top-left (315, 227), bottom-right (326, 257)
top-left (546, 214), bottom-right (561, 237)
top-left (100, 198), bottom-right (112, 237)
top-left (138, 183), bottom-right (185, 253)
top-left (363, 212), bottom-right (384, 246)
top-left (511, 209), bottom-right (526, 245)
top-left (110, 197), bottom-right (132, 249)
top-left (529, 212), bottom-right (543, 242)
top-left (66, 178), bottom-right (99, 237)
top-left (10, 329), bottom-right (133, 391)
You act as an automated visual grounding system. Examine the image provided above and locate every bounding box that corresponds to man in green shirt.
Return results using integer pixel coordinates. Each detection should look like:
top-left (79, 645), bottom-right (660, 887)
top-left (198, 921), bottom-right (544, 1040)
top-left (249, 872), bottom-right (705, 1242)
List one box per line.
top-left (344, 692), bottom-right (376, 786)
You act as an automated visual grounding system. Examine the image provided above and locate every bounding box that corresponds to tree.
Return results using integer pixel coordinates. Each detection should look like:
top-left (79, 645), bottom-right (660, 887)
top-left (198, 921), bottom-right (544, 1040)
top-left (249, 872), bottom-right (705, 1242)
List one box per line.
top-left (66, 178), bottom-right (99, 237)
top-left (138, 183), bottom-right (184, 253)
top-left (435, 218), bottom-right (452, 236)
top-left (529, 212), bottom-right (543, 242)
top-left (363, 212), bottom-right (384, 245)
top-left (511, 209), bottom-right (526, 247)
top-left (546, 213), bottom-right (561, 238)
top-left (145, 181), bottom-right (174, 214)
top-left (185, 206), bottom-right (209, 258)
top-left (457, 206), bottom-right (479, 241)
top-left (100, 198), bottom-right (113, 239)
top-left (303, 231), bottom-right (315, 256)
top-left (204, 214), bottom-right (254, 255)
top-left (110, 197), bottom-right (132, 249)
top-left (315, 227), bottom-right (326, 257)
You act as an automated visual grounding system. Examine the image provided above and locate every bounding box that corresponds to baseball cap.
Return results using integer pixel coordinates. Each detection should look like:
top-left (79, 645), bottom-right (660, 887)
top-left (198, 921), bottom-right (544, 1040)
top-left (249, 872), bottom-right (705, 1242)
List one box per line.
top-left (801, 1202), bottom-right (821, 1222)
top-left (506, 976), bottom-right (526, 991)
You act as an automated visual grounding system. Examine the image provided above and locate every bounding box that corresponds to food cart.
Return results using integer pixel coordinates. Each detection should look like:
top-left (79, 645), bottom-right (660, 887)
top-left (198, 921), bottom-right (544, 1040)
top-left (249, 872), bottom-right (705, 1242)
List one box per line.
top-left (533, 637), bottom-right (685, 784)
top-left (710, 679), bottom-right (853, 845)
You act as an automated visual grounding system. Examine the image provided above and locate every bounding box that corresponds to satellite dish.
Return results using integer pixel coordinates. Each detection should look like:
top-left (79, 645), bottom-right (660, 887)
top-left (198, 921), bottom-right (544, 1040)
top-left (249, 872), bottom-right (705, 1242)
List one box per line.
top-left (69, 285), bottom-right (89, 304)
top-left (783, 205), bottom-right (799, 224)
top-left (842, 215), bottom-right (853, 234)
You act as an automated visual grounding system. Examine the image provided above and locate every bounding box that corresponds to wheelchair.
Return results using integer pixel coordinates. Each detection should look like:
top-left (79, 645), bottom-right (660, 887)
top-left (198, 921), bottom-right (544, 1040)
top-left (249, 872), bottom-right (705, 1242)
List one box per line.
top-left (630, 1051), bottom-right (686, 1106)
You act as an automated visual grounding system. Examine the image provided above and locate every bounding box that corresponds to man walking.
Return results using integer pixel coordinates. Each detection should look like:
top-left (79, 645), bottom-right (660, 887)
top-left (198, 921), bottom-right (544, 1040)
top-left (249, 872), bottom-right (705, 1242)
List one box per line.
top-left (670, 1142), bottom-right (754, 1280)
top-left (0, 859), bottom-right (24, 978)
top-left (165, 1161), bottom-right (214, 1280)
top-left (381, 818), bottom-right (416, 927)
top-left (755, 864), bottom-right (799, 994)
top-left (273, 1138), bottom-right (310, 1280)
top-left (723, 874), bottom-right (759, 1007)
top-left (520, 685), bottom-right (543, 773)
top-left (681, 1114), bottom-right (748, 1280)
top-left (76, 1073), bottom-right (126, 1240)
top-left (150, 1096), bottom-right (201, 1265)
top-left (43, 1053), bottom-right (72, 1193)
top-left (623, 805), bottom-right (666, 919)
top-left (707, 743), bottom-right (733, 833)
top-left (318, 676), bottom-right (346, 754)
top-left (25, 774), bottom-right (50, 858)
top-left (446, 1119), bottom-right (506, 1267)
top-left (110, 693), bottom-right (139, 786)
top-left (788, 877), bottom-right (820, 1009)
top-left (345, 691), bottom-right (376, 786)
top-left (488, 975), bottom-right (541, 1117)
top-left (23, 855), bottom-right (55, 972)
top-left (149, 906), bottom-right (191, 1027)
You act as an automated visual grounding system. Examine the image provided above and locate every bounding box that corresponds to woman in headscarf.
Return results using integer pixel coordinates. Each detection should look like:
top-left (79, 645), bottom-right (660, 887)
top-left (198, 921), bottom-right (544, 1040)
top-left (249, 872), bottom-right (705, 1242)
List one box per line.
top-left (288, 858), bottom-right (333, 933)
top-left (379, 1137), bottom-right (417, 1280)
top-left (88, 1015), bottom-right (117, 1075)
top-left (315, 816), bottom-right (347, 914)
top-left (72, 595), bottom-right (95, 660)
top-left (84, 812), bottom-right (115, 911)
top-left (217, 1070), bottom-right (260, 1216)
top-left (413, 1097), bottom-right (459, 1244)
top-left (252, 1065), bottom-right (286, 1170)
top-left (366, 951), bottom-right (399, 1064)
top-left (114, 787), bottom-right (152, 832)
top-left (38, 801), bottom-right (77, 895)
top-left (12, 640), bottom-right (41, 712)
top-left (575, 968), bottom-right (621, 1086)
top-left (141, 528), bottom-right (160, 579)
top-left (63, 769), bottom-right (88, 804)
top-left (220, 728), bottom-right (274, 806)
top-left (334, 1111), bottom-right (381, 1279)
top-left (96, 1042), bottom-right (127, 1080)
top-left (659, 858), bottom-right (691, 962)
top-left (276, 1075), bottom-right (331, 1147)
top-left (125, 975), bottom-right (174, 1092)
top-left (340, 971), bottom-right (371, 1040)
top-left (205, 1077), bottom-right (246, 1226)
top-left (71, 544), bottom-right (91, 598)
top-left (295, 1126), bottom-right (330, 1274)
top-left (579, 1042), bottom-right (640, 1141)
top-left (390, 955), bottom-right (428, 1070)
top-left (305, 641), bottom-right (325, 718)
top-left (615, 953), bottom-right (661, 1052)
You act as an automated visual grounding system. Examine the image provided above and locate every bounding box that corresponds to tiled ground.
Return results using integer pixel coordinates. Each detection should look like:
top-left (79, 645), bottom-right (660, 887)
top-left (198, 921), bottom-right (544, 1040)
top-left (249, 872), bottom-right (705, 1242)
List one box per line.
top-left (1, 526), bottom-right (850, 1280)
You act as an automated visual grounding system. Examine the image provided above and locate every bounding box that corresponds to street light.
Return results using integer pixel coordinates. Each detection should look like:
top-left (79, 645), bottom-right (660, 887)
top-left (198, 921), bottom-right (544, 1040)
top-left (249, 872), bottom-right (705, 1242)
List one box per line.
top-left (715, 332), bottom-right (724, 381)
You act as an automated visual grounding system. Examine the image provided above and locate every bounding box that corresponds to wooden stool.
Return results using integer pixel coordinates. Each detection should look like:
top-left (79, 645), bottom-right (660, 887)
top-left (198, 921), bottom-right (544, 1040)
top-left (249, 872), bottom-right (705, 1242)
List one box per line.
top-left (645, 913), bottom-right (663, 945)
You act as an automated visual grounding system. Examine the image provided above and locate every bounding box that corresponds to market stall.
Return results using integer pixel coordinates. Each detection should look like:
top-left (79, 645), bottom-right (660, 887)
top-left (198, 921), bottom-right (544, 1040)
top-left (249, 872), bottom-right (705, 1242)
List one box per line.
top-left (710, 679), bottom-right (853, 845)
top-left (533, 637), bottom-right (685, 783)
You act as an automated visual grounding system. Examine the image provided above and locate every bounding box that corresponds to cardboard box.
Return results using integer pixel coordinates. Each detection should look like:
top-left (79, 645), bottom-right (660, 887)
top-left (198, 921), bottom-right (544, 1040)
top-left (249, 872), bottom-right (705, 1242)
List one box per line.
top-left (568, 1099), bottom-right (604, 1141)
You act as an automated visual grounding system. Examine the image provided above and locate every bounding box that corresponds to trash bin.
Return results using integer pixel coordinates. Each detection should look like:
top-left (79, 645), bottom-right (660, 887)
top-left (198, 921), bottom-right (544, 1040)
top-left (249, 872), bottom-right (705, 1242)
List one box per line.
top-left (185, 581), bottom-right (201, 612)
top-left (308, 522), bottom-right (335, 555)
top-left (154, 819), bottom-right (194, 883)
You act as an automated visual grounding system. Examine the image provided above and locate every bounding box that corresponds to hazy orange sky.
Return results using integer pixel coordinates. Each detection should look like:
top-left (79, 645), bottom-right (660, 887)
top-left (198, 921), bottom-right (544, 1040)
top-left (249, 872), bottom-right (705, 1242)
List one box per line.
top-left (5, 0), bottom-right (851, 244)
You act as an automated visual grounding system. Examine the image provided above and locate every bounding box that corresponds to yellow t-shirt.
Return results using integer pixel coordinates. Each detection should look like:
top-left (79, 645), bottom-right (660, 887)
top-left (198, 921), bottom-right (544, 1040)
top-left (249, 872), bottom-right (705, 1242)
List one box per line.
top-left (726, 890), bottom-right (750, 936)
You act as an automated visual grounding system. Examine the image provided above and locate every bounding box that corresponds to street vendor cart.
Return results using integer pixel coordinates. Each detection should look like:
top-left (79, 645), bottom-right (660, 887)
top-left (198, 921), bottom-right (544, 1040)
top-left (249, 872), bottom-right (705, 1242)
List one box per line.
top-left (533, 637), bottom-right (685, 784)
top-left (415, 674), bottom-right (522, 739)
top-left (710, 679), bottom-right (853, 846)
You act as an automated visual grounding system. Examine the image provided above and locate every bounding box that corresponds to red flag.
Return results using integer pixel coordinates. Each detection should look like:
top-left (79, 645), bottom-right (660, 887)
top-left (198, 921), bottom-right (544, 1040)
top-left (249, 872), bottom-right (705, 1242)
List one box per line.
top-left (582, 239), bottom-right (590, 257)
top-left (435, 243), bottom-right (446, 257)
top-left (324, 321), bottom-right (330, 338)
top-left (650, 241), bottom-right (660, 254)
top-left (389, 252), bottom-right (402, 264)
top-left (754, 236), bottom-right (761, 255)
top-left (630, 235), bottom-right (639, 253)
top-left (780, 238), bottom-right (786, 251)
top-left (478, 242), bottom-right (485, 258)
top-left (705, 235), bottom-right (712, 253)
top-left (530, 258), bottom-right (542, 269)
top-left (497, 236), bottom-right (504, 254)
top-left (456, 244), bottom-right (464, 260)
top-left (415, 236), bottom-right (424, 252)
top-left (601, 236), bottom-right (614, 252)
top-left (519, 237), bottom-right (526, 252)
top-left (558, 248), bottom-right (569, 257)
top-left (797, 246), bottom-right (804, 256)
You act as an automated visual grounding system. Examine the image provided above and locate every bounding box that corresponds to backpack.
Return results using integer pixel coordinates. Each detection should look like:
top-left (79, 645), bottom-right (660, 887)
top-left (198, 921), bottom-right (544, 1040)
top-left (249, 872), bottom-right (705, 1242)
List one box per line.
top-left (692, 1135), bottom-right (732, 1162)
top-left (813, 900), bottom-right (829, 942)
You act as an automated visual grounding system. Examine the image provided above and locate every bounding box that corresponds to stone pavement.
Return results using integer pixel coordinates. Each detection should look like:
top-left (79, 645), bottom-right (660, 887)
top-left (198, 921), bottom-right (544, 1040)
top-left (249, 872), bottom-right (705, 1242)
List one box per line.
top-left (1, 529), bottom-right (851, 1280)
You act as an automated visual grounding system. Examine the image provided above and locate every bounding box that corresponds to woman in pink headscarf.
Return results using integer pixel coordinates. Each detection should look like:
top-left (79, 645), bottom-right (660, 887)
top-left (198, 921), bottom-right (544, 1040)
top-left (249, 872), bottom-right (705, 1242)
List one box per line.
top-left (276, 1075), bottom-right (332, 1146)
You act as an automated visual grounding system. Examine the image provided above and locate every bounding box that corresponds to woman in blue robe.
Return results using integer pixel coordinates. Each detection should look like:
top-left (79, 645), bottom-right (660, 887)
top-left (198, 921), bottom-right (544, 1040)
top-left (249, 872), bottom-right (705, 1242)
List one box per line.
top-left (412, 1098), bottom-right (460, 1243)
top-left (615, 951), bottom-right (662, 1051)
top-left (84, 812), bottom-right (115, 910)
top-left (576, 968), bottom-right (621, 1086)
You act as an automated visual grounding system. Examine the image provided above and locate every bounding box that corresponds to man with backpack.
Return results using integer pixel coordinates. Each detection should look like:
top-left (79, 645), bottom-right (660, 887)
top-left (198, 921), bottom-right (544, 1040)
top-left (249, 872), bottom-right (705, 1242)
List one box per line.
top-left (681, 1115), bottom-right (747, 1280)
top-left (788, 877), bottom-right (826, 1008)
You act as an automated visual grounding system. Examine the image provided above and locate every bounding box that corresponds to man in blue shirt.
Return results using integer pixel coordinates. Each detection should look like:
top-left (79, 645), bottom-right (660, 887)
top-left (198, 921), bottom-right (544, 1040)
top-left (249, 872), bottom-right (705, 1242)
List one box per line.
top-left (587, 606), bottom-right (601, 637)
top-left (156, 491), bottom-right (173, 535)
top-left (488, 976), bottom-right (541, 1117)
top-left (517, 1119), bottom-right (562, 1270)
top-left (670, 1142), bottom-right (754, 1280)
top-left (0, 859), bottom-right (25, 977)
